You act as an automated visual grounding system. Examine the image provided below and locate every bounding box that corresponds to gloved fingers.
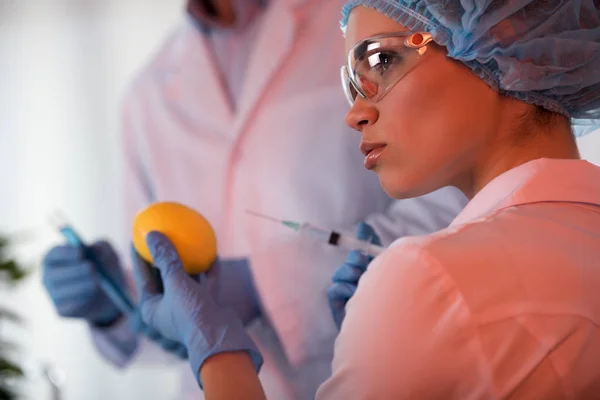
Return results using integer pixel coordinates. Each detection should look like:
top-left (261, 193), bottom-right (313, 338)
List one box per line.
top-left (90, 240), bottom-right (120, 267)
top-left (55, 302), bottom-right (83, 317)
top-left (157, 336), bottom-right (180, 351)
top-left (174, 344), bottom-right (188, 359)
top-left (154, 336), bottom-right (189, 359)
top-left (332, 309), bottom-right (345, 329)
top-left (43, 245), bottom-right (84, 265)
top-left (328, 282), bottom-right (357, 329)
top-left (148, 336), bottom-right (188, 359)
top-left (127, 310), bottom-right (146, 334)
top-left (200, 257), bottom-right (222, 296)
top-left (344, 250), bottom-right (371, 270)
top-left (145, 231), bottom-right (188, 284)
top-left (134, 317), bottom-right (186, 358)
top-left (131, 244), bottom-right (161, 302)
top-left (327, 282), bottom-right (356, 303)
top-left (42, 260), bottom-right (94, 286)
top-left (141, 324), bottom-right (161, 340)
top-left (356, 221), bottom-right (382, 246)
top-left (139, 295), bottom-right (162, 328)
top-left (56, 297), bottom-right (96, 317)
top-left (50, 279), bottom-right (98, 303)
top-left (331, 263), bottom-right (363, 284)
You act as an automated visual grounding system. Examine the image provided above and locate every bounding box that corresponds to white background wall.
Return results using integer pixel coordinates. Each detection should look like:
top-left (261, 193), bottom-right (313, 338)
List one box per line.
top-left (579, 131), bottom-right (600, 161)
top-left (0, 1), bottom-right (599, 399)
top-left (0, 1), bottom-right (185, 399)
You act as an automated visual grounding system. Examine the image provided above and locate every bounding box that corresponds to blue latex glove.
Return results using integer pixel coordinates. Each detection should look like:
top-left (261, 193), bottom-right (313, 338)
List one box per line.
top-left (131, 231), bottom-right (263, 387)
top-left (207, 258), bottom-right (261, 326)
top-left (42, 241), bottom-right (125, 326)
top-left (136, 258), bottom-right (261, 326)
top-left (127, 308), bottom-right (189, 358)
top-left (128, 258), bottom-right (260, 359)
top-left (327, 222), bottom-right (381, 329)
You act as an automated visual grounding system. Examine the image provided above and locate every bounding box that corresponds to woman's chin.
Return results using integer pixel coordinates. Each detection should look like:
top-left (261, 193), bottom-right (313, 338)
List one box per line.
top-left (378, 172), bottom-right (435, 200)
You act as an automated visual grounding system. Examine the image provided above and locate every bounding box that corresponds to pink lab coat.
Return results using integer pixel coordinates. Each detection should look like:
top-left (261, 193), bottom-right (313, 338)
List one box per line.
top-left (319, 158), bottom-right (600, 400)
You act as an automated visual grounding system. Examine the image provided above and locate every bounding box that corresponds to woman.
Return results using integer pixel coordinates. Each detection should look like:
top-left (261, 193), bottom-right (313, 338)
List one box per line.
top-left (132, 0), bottom-right (600, 398)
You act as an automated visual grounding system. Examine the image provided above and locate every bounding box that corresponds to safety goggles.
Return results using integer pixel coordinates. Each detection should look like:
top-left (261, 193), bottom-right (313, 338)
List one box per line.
top-left (340, 32), bottom-right (433, 106)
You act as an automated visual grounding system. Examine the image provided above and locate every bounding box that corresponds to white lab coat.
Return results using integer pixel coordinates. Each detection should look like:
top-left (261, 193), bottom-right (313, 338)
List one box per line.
top-left (98, 0), bottom-right (468, 398)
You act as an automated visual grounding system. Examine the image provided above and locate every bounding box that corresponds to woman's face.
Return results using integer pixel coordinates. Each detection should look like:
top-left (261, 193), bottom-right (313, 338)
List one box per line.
top-left (344, 7), bottom-right (503, 199)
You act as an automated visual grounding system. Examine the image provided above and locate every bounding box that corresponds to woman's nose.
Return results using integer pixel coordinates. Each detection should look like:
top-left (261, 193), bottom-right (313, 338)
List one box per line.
top-left (344, 98), bottom-right (378, 131)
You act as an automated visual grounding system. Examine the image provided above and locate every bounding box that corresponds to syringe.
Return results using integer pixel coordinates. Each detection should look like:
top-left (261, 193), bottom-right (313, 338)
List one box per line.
top-left (49, 211), bottom-right (135, 314)
top-left (246, 210), bottom-right (386, 257)
top-left (48, 211), bottom-right (189, 359)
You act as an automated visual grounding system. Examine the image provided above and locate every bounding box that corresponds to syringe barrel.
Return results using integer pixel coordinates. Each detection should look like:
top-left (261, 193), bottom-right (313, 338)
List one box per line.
top-left (300, 223), bottom-right (386, 257)
top-left (299, 223), bottom-right (333, 242)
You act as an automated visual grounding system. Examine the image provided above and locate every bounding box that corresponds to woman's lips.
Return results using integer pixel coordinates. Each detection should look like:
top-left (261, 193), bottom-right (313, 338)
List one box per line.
top-left (360, 141), bottom-right (387, 170)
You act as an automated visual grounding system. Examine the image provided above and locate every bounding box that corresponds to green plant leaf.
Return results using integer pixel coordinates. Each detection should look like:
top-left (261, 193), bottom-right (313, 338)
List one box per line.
top-left (0, 260), bottom-right (30, 284)
top-left (0, 234), bottom-right (30, 400)
top-left (0, 385), bottom-right (17, 400)
top-left (0, 232), bottom-right (31, 285)
top-left (0, 358), bottom-right (24, 378)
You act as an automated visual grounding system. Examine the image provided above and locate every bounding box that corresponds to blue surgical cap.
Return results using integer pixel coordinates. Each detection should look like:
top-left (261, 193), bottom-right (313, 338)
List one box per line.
top-left (341, 0), bottom-right (600, 136)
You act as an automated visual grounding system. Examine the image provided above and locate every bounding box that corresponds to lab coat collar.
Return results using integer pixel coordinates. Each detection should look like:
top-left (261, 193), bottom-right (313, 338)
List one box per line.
top-left (232, 0), bottom-right (297, 131)
top-left (451, 158), bottom-right (600, 226)
top-left (161, 0), bottom-right (314, 134)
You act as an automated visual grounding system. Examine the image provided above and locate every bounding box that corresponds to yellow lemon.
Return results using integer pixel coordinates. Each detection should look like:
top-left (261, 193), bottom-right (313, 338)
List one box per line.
top-left (132, 202), bottom-right (217, 274)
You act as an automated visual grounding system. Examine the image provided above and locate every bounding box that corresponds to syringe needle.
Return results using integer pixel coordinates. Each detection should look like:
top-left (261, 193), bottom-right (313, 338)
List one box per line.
top-left (246, 210), bottom-right (385, 256)
top-left (245, 210), bottom-right (302, 230)
top-left (245, 209), bottom-right (283, 224)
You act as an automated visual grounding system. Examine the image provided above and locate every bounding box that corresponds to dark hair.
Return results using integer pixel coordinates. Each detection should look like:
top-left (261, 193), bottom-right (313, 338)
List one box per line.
top-left (516, 105), bottom-right (570, 138)
top-left (529, 106), bottom-right (565, 128)
top-left (511, 105), bottom-right (572, 145)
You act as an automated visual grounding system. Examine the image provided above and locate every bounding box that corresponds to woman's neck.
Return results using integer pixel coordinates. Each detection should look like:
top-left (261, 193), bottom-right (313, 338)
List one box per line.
top-left (460, 118), bottom-right (580, 199)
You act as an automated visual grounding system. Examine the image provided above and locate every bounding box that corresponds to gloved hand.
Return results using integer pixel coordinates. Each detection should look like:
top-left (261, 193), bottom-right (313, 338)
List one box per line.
top-left (42, 241), bottom-right (125, 326)
top-left (128, 256), bottom-right (260, 359)
top-left (131, 231), bottom-right (263, 387)
top-left (139, 257), bottom-right (261, 326)
top-left (127, 308), bottom-right (189, 358)
top-left (327, 222), bottom-right (381, 329)
top-left (206, 258), bottom-right (261, 326)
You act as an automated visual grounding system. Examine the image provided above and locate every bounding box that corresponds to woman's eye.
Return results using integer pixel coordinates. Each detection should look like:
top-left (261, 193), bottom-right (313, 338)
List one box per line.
top-left (368, 51), bottom-right (402, 76)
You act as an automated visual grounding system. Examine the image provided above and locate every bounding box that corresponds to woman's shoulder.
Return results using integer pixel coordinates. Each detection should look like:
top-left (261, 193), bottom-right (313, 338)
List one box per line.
top-left (370, 202), bottom-right (600, 319)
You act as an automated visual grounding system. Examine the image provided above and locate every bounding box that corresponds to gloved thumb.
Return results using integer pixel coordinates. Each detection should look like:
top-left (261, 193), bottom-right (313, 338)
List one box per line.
top-left (131, 244), bottom-right (161, 303)
top-left (145, 231), bottom-right (187, 282)
top-left (356, 221), bottom-right (381, 246)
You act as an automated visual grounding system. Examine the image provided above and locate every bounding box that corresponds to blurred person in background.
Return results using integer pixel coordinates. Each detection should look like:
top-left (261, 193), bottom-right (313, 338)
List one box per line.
top-left (40, 0), bottom-right (467, 398)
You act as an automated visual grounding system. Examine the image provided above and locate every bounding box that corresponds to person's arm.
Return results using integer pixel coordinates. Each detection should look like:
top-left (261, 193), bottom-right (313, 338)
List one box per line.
top-left (318, 242), bottom-right (492, 399)
top-left (200, 353), bottom-right (266, 400)
top-left (131, 232), bottom-right (264, 392)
